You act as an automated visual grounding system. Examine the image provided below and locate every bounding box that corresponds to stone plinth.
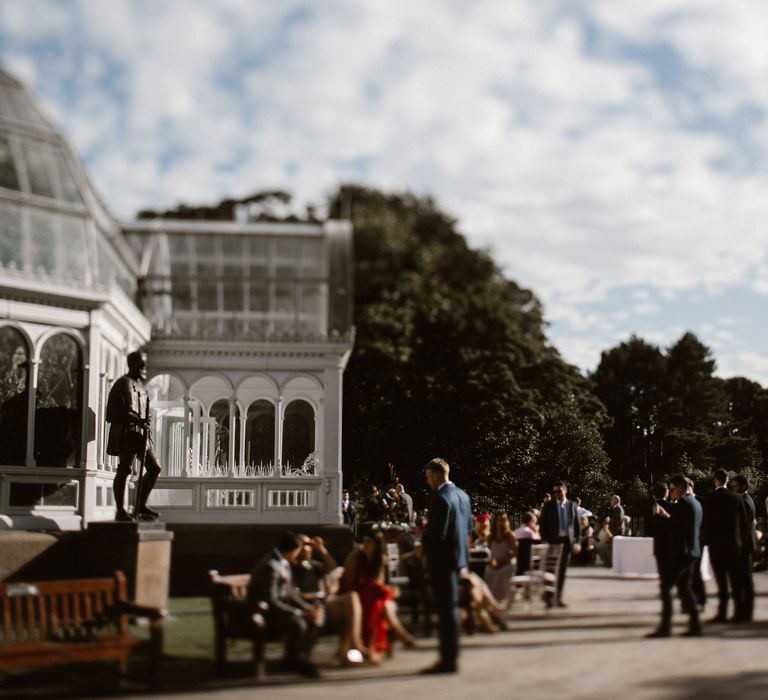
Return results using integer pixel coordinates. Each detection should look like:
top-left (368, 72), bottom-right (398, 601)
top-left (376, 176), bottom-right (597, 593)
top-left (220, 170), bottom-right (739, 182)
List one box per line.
top-left (81, 521), bottom-right (173, 609)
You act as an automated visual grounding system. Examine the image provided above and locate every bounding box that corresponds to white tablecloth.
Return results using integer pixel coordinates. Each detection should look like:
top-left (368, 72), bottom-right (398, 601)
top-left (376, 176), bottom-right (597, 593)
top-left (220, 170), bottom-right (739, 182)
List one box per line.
top-left (611, 536), bottom-right (712, 580)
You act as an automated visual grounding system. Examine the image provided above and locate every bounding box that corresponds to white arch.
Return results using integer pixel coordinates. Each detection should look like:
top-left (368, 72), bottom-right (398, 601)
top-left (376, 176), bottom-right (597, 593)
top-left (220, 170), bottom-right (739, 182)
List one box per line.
top-left (0, 322), bottom-right (34, 356)
top-left (33, 328), bottom-right (86, 364)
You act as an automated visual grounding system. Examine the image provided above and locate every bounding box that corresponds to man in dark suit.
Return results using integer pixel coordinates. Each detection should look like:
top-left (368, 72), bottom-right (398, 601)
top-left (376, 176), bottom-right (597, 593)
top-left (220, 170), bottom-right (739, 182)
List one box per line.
top-left (539, 479), bottom-right (581, 607)
top-left (732, 474), bottom-right (757, 622)
top-left (248, 531), bottom-right (323, 677)
top-left (702, 468), bottom-right (747, 623)
top-left (647, 473), bottom-right (703, 637)
top-left (341, 489), bottom-right (357, 530)
top-left (647, 483), bottom-right (672, 577)
top-left (421, 457), bottom-right (473, 674)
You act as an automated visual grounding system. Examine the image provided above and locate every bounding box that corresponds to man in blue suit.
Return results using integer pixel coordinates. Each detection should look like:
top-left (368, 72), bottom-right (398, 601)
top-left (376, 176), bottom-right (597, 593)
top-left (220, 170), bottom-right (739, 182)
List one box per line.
top-left (421, 457), bottom-right (473, 674)
top-left (647, 473), bottom-right (703, 637)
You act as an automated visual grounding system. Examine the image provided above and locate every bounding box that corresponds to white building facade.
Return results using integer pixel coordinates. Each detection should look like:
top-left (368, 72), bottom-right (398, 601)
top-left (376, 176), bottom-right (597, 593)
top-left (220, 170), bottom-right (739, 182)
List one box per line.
top-left (0, 70), bottom-right (353, 530)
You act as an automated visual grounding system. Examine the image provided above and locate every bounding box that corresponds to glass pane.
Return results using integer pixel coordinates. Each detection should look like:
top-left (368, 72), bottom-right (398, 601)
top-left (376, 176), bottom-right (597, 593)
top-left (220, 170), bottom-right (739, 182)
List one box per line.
top-left (0, 326), bottom-right (29, 465)
top-left (29, 210), bottom-right (57, 273)
top-left (0, 203), bottom-right (23, 267)
top-left (23, 140), bottom-right (56, 199)
top-left (222, 282), bottom-right (243, 311)
top-left (0, 135), bottom-right (20, 190)
top-left (301, 238), bottom-right (324, 277)
top-left (168, 234), bottom-right (189, 256)
top-left (195, 235), bottom-right (215, 258)
top-left (245, 400), bottom-right (274, 469)
top-left (60, 217), bottom-right (89, 280)
top-left (53, 149), bottom-right (82, 203)
top-left (248, 282), bottom-right (268, 313)
top-left (35, 333), bottom-right (81, 467)
top-left (275, 283), bottom-right (296, 313)
top-left (196, 281), bottom-right (219, 311)
top-left (173, 280), bottom-right (192, 310)
top-left (282, 399), bottom-right (315, 471)
top-left (275, 238), bottom-right (300, 277)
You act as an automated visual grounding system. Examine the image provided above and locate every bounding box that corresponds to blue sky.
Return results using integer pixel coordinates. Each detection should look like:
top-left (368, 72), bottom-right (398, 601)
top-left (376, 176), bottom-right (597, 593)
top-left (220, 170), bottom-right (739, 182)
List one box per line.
top-left (1, 0), bottom-right (766, 384)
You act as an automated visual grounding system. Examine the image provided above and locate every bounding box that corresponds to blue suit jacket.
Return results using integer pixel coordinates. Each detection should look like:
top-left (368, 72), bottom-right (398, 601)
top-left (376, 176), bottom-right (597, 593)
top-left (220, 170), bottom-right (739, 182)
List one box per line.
top-left (669, 494), bottom-right (702, 560)
top-left (423, 483), bottom-right (473, 573)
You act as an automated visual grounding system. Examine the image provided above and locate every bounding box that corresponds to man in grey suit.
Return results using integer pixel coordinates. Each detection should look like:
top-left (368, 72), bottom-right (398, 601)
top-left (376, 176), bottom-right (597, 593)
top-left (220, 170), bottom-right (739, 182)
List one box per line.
top-left (609, 495), bottom-right (626, 537)
top-left (248, 532), bottom-right (323, 677)
top-left (421, 458), bottom-right (473, 674)
top-left (539, 479), bottom-right (581, 607)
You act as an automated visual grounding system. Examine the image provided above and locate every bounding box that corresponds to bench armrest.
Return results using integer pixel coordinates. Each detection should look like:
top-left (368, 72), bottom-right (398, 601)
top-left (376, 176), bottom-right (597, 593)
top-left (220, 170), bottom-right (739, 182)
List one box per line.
top-left (117, 600), bottom-right (167, 624)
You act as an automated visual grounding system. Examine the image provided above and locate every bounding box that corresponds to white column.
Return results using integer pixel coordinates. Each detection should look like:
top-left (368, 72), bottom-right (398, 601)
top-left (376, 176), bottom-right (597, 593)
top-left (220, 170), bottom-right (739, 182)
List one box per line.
top-left (84, 311), bottom-right (102, 470)
top-left (182, 395), bottom-right (191, 477)
top-left (227, 397), bottom-right (236, 475)
top-left (25, 358), bottom-right (39, 467)
top-left (322, 365), bottom-right (344, 524)
top-left (275, 397), bottom-right (283, 477)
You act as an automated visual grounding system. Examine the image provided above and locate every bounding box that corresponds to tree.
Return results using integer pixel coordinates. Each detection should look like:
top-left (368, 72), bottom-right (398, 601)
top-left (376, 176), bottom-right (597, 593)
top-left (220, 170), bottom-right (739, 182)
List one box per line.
top-left (591, 336), bottom-right (667, 485)
top-left (331, 185), bottom-right (612, 513)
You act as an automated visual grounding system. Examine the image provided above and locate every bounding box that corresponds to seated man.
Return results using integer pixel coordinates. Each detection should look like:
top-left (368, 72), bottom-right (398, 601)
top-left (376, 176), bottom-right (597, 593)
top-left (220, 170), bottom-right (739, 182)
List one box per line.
top-left (292, 534), bottom-right (365, 664)
top-left (248, 532), bottom-right (323, 677)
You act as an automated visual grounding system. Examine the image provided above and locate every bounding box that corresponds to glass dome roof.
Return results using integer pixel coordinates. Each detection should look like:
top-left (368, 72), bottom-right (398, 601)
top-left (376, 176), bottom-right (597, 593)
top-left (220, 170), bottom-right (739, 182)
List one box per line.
top-left (0, 69), bottom-right (137, 298)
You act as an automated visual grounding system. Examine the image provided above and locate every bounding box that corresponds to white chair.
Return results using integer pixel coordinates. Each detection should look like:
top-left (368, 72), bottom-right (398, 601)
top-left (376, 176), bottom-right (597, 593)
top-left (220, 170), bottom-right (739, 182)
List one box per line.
top-left (509, 543), bottom-right (562, 612)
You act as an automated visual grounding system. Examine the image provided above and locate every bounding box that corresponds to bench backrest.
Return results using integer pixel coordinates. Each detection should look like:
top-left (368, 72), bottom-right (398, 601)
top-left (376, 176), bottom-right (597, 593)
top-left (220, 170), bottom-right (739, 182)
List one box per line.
top-left (0, 573), bottom-right (127, 645)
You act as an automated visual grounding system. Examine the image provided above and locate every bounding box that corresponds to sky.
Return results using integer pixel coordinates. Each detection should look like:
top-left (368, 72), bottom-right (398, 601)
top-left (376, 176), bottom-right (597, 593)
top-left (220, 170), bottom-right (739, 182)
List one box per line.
top-left (1, 0), bottom-right (767, 385)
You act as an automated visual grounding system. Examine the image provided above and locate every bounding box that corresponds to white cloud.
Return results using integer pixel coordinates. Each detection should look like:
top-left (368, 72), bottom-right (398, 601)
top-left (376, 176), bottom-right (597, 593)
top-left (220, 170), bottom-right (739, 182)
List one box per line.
top-left (2, 0), bottom-right (767, 383)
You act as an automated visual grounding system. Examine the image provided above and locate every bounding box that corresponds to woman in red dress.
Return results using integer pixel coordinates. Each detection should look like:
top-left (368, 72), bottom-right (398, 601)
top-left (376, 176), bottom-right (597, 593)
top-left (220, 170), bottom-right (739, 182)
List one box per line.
top-left (341, 532), bottom-right (414, 662)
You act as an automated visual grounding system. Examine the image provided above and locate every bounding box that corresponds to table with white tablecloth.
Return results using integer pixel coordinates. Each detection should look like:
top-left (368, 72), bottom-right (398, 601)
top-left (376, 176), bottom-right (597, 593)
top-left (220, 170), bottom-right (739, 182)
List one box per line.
top-left (611, 536), bottom-right (712, 580)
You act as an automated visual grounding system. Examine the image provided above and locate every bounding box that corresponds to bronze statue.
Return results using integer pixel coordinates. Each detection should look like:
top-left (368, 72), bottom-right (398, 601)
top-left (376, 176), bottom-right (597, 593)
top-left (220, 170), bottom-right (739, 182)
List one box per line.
top-left (106, 350), bottom-right (161, 521)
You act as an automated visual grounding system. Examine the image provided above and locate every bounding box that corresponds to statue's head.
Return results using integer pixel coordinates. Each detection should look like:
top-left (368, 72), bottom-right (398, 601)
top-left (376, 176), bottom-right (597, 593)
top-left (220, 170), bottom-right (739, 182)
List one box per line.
top-left (127, 350), bottom-right (148, 381)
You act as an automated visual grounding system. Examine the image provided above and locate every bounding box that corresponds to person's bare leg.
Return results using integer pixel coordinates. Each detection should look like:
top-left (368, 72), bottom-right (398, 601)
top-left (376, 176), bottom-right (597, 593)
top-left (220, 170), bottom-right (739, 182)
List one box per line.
top-left (384, 600), bottom-right (416, 646)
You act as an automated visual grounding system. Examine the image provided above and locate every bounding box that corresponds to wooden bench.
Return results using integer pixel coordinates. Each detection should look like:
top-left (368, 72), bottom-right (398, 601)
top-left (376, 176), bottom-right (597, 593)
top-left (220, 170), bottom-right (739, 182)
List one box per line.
top-left (0, 571), bottom-right (165, 685)
top-left (208, 570), bottom-right (268, 678)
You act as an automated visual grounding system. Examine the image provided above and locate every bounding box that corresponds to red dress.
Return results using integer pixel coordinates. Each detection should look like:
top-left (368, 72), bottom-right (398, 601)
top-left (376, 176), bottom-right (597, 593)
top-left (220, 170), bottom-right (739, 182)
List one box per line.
top-left (345, 551), bottom-right (392, 653)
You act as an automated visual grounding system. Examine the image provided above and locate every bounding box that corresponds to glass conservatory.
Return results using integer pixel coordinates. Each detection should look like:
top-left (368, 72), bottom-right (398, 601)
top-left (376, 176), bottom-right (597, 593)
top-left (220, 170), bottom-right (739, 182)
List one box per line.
top-left (0, 69), bottom-right (353, 530)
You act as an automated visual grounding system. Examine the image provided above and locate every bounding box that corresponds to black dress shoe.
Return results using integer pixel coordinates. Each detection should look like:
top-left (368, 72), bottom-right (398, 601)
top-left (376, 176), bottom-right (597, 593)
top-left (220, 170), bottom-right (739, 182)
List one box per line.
top-left (295, 660), bottom-right (320, 678)
top-left (137, 507), bottom-right (161, 521)
top-left (729, 615), bottom-right (747, 624)
top-left (645, 628), bottom-right (670, 638)
top-left (681, 629), bottom-right (702, 637)
top-left (420, 662), bottom-right (458, 674)
top-left (114, 509), bottom-right (134, 522)
top-left (708, 615), bottom-right (727, 624)
top-left (556, 601), bottom-right (568, 608)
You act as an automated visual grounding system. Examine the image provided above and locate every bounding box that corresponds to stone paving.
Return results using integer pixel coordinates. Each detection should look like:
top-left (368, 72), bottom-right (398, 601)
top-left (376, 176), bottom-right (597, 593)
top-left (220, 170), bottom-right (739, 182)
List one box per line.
top-left (132, 567), bottom-right (768, 700)
top-left (10, 567), bottom-right (768, 700)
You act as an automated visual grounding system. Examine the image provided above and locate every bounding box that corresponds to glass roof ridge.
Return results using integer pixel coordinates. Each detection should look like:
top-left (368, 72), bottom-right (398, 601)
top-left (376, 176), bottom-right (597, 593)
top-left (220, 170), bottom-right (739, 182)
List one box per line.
top-left (123, 218), bottom-right (327, 236)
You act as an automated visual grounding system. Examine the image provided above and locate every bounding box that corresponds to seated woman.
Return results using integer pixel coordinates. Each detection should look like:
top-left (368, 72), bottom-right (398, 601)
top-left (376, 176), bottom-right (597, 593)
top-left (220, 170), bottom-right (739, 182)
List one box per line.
top-left (573, 516), bottom-right (598, 565)
top-left (483, 513), bottom-right (517, 606)
top-left (292, 534), bottom-right (366, 665)
top-left (460, 569), bottom-right (508, 632)
top-left (596, 517), bottom-right (613, 566)
top-left (341, 533), bottom-right (415, 663)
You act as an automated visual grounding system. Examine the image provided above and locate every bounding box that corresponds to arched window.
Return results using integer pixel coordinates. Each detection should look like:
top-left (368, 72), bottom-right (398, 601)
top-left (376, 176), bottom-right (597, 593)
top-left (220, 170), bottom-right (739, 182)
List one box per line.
top-left (0, 326), bottom-right (30, 465)
top-left (35, 333), bottom-right (82, 467)
top-left (246, 400), bottom-right (274, 471)
top-left (282, 399), bottom-right (315, 472)
top-left (210, 399), bottom-right (239, 471)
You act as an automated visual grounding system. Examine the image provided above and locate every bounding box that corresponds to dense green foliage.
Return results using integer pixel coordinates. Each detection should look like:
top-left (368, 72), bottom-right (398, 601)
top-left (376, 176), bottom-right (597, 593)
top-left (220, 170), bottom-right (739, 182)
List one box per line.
top-left (329, 186), bottom-right (613, 513)
top-left (592, 332), bottom-right (767, 507)
top-left (141, 186), bottom-right (768, 516)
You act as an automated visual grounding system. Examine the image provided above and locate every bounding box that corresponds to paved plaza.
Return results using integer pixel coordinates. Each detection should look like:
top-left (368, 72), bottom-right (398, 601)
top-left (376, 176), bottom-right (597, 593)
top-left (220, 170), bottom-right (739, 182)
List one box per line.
top-left (102, 567), bottom-right (768, 700)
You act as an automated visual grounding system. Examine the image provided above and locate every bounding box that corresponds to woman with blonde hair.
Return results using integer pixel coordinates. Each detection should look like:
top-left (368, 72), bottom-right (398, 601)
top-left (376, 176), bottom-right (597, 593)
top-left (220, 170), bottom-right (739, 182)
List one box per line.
top-left (483, 512), bottom-right (518, 605)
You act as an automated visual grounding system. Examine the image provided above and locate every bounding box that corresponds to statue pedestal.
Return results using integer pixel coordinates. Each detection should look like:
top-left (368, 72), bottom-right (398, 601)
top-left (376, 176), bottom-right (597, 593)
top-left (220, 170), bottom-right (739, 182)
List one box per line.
top-left (83, 521), bottom-right (173, 609)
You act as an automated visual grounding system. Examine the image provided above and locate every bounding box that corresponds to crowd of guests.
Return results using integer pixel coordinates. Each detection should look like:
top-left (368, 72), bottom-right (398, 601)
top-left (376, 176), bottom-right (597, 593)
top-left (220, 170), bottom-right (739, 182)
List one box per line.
top-left (247, 466), bottom-right (764, 678)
